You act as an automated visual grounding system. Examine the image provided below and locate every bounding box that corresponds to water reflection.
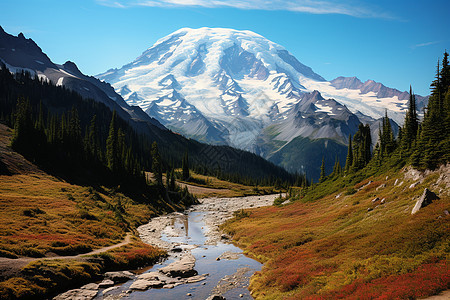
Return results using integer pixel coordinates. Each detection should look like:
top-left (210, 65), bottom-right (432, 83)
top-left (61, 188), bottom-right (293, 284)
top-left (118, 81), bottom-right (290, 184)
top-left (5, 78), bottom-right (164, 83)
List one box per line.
top-left (95, 211), bottom-right (261, 299)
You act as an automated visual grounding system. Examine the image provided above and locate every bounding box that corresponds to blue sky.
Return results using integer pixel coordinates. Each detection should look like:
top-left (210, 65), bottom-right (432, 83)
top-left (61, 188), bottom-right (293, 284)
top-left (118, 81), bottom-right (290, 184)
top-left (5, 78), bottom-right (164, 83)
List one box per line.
top-left (1, 0), bottom-right (448, 95)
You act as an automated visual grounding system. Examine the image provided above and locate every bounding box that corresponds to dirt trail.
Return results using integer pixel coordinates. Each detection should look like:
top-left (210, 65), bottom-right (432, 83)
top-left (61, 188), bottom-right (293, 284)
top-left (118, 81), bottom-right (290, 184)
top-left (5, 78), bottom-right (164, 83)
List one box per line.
top-left (0, 233), bottom-right (132, 278)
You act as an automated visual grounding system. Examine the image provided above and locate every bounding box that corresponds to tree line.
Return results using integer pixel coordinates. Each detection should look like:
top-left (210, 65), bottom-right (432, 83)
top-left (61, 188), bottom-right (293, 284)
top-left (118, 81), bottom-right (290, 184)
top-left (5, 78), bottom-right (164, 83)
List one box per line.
top-left (318, 50), bottom-right (449, 183)
top-left (0, 63), bottom-right (302, 192)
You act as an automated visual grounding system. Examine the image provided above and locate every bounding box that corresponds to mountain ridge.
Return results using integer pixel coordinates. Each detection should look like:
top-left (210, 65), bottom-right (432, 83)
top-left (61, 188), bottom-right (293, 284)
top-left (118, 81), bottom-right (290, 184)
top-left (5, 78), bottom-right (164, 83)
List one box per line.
top-left (97, 27), bottom-right (426, 178)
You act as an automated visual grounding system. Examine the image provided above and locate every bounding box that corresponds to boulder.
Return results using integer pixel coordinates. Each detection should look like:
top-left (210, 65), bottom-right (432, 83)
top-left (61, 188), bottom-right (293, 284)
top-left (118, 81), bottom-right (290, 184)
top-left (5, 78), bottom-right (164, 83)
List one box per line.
top-left (411, 188), bottom-right (440, 214)
top-left (138, 271), bottom-right (160, 281)
top-left (53, 284), bottom-right (99, 300)
top-left (104, 271), bottom-right (134, 283)
top-left (159, 254), bottom-right (198, 278)
top-left (129, 279), bottom-right (164, 291)
top-left (98, 279), bottom-right (114, 288)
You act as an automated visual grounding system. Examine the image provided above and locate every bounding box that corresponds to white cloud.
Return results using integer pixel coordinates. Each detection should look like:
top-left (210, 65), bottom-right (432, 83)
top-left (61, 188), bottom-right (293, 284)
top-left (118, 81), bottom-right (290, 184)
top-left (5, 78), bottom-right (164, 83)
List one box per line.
top-left (411, 41), bottom-right (440, 49)
top-left (96, 0), bottom-right (394, 19)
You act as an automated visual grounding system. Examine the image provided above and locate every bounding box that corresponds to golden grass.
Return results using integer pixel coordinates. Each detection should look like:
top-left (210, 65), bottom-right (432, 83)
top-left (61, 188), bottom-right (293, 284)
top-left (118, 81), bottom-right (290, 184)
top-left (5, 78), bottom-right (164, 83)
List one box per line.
top-left (176, 171), bottom-right (280, 198)
top-left (0, 173), bottom-right (153, 257)
top-left (222, 169), bottom-right (450, 299)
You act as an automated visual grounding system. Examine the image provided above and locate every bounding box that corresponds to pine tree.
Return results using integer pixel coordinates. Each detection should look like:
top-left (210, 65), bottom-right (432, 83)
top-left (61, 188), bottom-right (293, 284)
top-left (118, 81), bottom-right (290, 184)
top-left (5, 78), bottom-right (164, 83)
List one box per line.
top-left (402, 86), bottom-right (418, 149)
top-left (106, 111), bottom-right (118, 172)
top-left (416, 60), bottom-right (445, 169)
top-left (182, 150), bottom-right (190, 180)
top-left (319, 157), bottom-right (326, 183)
top-left (11, 97), bottom-right (34, 155)
top-left (380, 111), bottom-right (395, 157)
top-left (332, 156), bottom-right (342, 177)
top-left (345, 135), bottom-right (353, 173)
top-left (151, 141), bottom-right (163, 186)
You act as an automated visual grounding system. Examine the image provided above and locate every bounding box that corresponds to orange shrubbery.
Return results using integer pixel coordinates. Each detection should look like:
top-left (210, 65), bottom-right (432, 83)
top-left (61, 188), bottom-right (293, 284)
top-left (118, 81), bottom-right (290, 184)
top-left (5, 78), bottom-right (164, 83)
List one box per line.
top-left (0, 173), bottom-right (153, 258)
top-left (97, 240), bottom-right (167, 269)
top-left (223, 170), bottom-right (450, 299)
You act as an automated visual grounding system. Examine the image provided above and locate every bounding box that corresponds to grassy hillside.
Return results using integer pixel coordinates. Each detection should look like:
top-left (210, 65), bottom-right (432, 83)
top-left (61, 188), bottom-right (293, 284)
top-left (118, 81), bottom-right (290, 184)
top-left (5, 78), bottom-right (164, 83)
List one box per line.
top-left (222, 166), bottom-right (449, 299)
top-left (0, 124), bottom-right (167, 299)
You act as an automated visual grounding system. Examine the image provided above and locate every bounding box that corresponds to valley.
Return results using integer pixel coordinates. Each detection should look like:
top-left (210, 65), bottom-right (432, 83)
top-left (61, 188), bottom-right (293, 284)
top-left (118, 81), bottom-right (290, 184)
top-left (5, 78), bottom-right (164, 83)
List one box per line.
top-left (0, 3), bottom-right (448, 299)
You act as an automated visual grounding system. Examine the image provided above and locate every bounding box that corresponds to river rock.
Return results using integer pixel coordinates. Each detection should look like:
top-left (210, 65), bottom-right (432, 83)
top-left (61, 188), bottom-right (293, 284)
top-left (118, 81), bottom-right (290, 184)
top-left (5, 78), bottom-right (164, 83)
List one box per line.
top-left (104, 271), bottom-right (134, 283)
top-left (81, 283), bottom-right (99, 290)
top-left (159, 254), bottom-right (198, 278)
top-left (411, 188), bottom-right (440, 214)
top-left (138, 271), bottom-right (160, 281)
top-left (206, 295), bottom-right (226, 300)
top-left (53, 284), bottom-right (99, 300)
top-left (98, 279), bottom-right (114, 288)
top-left (186, 274), bottom-right (208, 283)
top-left (217, 251), bottom-right (241, 260)
top-left (102, 286), bottom-right (119, 295)
top-left (130, 279), bottom-right (164, 291)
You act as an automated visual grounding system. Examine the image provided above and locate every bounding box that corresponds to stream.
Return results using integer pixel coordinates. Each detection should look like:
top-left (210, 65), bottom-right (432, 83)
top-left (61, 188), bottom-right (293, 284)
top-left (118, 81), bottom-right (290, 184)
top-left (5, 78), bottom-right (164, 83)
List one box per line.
top-left (94, 194), bottom-right (279, 300)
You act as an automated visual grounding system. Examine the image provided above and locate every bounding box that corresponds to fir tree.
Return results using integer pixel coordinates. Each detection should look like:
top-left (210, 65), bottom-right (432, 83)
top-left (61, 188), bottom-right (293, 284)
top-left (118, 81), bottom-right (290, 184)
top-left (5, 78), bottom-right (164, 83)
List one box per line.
top-left (182, 150), bottom-right (190, 180)
top-left (402, 86), bottom-right (418, 149)
top-left (151, 141), bottom-right (163, 186)
top-left (106, 111), bottom-right (118, 172)
top-left (380, 111), bottom-right (395, 157)
top-left (319, 157), bottom-right (326, 183)
top-left (345, 135), bottom-right (353, 173)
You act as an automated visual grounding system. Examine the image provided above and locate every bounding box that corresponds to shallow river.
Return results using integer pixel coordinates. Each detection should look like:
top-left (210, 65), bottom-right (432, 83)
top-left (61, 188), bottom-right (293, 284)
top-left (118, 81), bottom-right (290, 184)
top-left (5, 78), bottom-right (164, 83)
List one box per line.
top-left (95, 194), bottom-right (279, 300)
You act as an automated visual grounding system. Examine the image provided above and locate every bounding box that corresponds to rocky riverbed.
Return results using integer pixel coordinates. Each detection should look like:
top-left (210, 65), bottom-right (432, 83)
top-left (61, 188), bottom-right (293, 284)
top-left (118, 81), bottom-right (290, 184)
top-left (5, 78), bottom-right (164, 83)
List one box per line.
top-left (54, 194), bottom-right (279, 300)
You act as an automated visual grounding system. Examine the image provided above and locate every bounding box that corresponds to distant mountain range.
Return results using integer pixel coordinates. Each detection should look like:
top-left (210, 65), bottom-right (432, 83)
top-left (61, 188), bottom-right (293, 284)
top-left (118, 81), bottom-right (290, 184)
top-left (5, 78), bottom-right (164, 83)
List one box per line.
top-left (1, 26), bottom-right (428, 180)
top-left (96, 27), bottom-right (427, 179)
top-left (0, 26), bottom-right (165, 133)
top-left (0, 26), bottom-right (290, 182)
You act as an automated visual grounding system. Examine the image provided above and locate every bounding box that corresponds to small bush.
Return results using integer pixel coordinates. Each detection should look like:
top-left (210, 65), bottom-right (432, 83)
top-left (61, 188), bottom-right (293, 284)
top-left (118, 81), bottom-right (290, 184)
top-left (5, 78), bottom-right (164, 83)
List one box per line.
top-left (233, 209), bottom-right (250, 220)
top-left (0, 277), bottom-right (45, 300)
top-left (345, 188), bottom-right (357, 195)
top-left (22, 208), bottom-right (45, 217)
top-left (0, 249), bottom-right (18, 259)
top-left (20, 247), bottom-right (45, 258)
top-left (79, 209), bottom-right (97, 220)
top-left (273, 196), bottom-right (286, 206)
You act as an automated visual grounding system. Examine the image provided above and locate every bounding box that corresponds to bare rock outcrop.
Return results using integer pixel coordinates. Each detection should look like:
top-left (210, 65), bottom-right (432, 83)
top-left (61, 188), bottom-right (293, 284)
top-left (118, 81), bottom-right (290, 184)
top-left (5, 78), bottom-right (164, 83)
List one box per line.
top-left (411, 188), bottom-right (440, 214)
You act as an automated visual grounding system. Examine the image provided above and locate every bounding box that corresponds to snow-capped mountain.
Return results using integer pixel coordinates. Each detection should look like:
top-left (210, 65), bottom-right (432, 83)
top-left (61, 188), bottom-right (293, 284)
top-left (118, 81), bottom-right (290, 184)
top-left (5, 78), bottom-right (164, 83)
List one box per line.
top-left (0, 26), bottom-right (163, 130)
top-left (98, 28), bottom-right (426, 146)
top-left (97, 27), bottom-right (427, 178)
top-left (98, 27), bottom-right (335, 150)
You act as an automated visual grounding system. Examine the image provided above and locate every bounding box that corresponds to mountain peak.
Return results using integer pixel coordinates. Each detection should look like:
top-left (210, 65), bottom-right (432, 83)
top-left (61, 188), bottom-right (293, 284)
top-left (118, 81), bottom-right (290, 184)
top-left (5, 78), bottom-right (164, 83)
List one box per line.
top-left (63, 60), bottom-right (82, 76)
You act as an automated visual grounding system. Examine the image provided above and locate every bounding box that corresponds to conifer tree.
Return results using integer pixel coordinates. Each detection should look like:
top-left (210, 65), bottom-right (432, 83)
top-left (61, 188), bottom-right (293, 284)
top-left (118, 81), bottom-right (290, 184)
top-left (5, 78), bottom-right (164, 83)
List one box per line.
top-left (182, 150), bottom-right (190, 180)
top-left (151, 141), bottom-right (163, 186)
top-left (106, 111), bottom-right (118, 172)
top-left (319, 157), bottom-right (326, 182)
top-left (332, 156), bottom-right (342, 177)
top-left (402, 86), bottom-right (418, 149)
top-left (380, 111), bottom-right (395, 156)
top-left (345, 135), bottom-right (353, 173)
